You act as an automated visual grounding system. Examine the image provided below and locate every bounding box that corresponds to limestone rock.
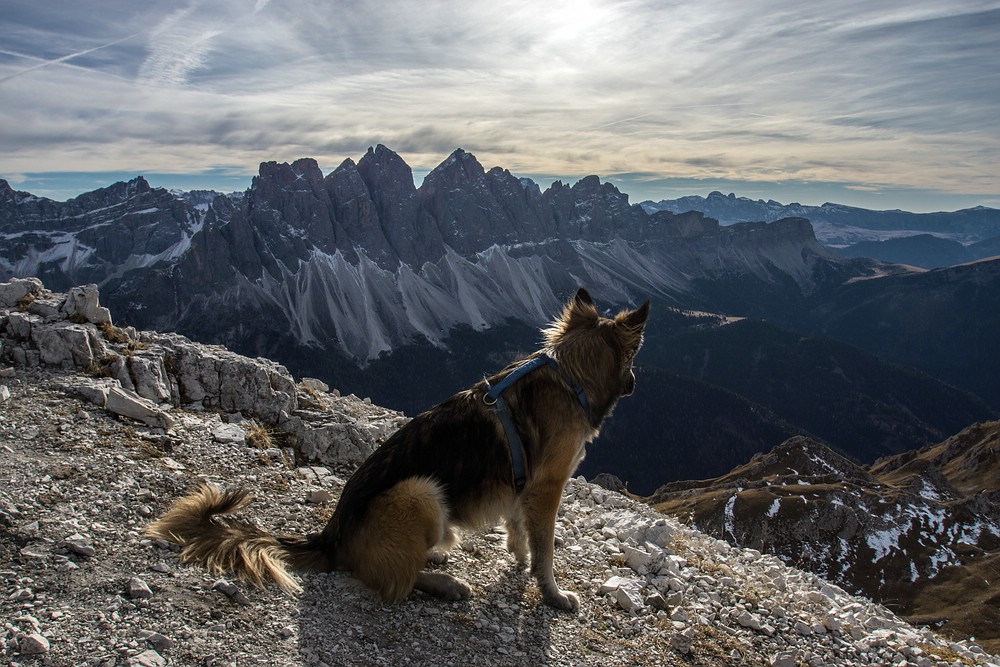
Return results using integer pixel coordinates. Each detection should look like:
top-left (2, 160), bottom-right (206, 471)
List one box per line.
top-left (61, 284), bottom-right (112, 324)
top-left (18, 632), bottom-right (50, 655)
top-left (0, 277), bottom-right (43, 309)
top-left (128, 577), bottom-right (154, 599)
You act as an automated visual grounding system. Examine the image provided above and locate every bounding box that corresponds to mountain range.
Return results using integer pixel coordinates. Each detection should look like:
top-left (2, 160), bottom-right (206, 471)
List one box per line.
top-left (832, 233), bottom-right (1000, 269)
top-left (642, 190), bottom-right (1000, 246)
top-left (643, 191), bottom-right (1000, 271)
top-left (2, 146), bottom-right (999, 490)
top-left (1, 147), bottom-right (842, 363)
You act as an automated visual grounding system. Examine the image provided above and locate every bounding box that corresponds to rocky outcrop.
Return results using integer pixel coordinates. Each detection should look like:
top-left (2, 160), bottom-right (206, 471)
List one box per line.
top-left (0, 278), bottom-right (403, 466)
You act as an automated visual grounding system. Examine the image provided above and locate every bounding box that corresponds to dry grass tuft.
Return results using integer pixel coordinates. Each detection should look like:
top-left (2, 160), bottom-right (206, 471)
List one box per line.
top-left (98, 321), bottom-right (132, 344)
top-left (245, 420), bottom-right (274, 450)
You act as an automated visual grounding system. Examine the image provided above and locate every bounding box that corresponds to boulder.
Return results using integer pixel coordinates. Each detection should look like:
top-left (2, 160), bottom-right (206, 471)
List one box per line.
top-left (60, 284), bottom-right (112, 324)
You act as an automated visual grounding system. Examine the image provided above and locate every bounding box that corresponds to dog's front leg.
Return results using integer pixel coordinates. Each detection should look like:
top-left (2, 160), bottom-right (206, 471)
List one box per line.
top-left (521, 479), bottom-right (579, 612)
top-left (504, 513), bottom-right (528, 566)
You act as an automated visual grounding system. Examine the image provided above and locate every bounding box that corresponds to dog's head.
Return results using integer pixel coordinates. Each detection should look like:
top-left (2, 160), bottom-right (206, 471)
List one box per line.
top-left (544, 288), bottom-right (650, 407)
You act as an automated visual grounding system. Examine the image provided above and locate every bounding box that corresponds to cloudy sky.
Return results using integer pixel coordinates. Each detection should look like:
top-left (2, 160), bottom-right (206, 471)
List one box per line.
top-left (2, 0), bottom-right (998, 211)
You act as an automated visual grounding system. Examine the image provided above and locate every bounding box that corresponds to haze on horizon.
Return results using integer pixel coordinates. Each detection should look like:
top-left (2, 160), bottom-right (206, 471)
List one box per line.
top-left (2, 0), bottom-right (999, 213)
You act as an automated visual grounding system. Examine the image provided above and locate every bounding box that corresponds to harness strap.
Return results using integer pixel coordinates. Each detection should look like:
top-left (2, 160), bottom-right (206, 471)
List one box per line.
top-left (484, 354), bottom-right (589, 491)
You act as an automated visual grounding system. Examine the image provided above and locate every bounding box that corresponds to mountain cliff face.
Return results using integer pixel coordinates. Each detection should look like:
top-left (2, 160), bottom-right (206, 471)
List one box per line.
top-left (0, 177), bottom-right (203, 289)
top-left (0, 146), bottom-right (843, 363)
top-left (648, 425), bottom-right (1000, 652)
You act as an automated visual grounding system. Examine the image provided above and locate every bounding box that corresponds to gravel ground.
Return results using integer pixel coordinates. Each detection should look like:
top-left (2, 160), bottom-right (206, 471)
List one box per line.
top-left (3, 365), bottom-right (999, 667)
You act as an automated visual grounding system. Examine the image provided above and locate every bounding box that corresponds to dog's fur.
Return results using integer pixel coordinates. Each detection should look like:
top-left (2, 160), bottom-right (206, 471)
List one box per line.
top-left (145, 288), bottom-right (649, 611)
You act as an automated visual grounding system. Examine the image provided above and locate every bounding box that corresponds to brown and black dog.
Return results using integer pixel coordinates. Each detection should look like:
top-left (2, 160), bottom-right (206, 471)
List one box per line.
top-left (146, 288), bottom-right (649, 611)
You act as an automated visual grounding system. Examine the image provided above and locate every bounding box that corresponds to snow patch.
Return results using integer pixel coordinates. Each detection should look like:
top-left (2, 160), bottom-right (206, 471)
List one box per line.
top-left (766, 498), bottom-right (781, 518)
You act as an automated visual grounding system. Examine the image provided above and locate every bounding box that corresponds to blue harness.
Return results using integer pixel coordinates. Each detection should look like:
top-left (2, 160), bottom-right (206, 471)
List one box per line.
top-left (483, 354), bottom-right (590, 491)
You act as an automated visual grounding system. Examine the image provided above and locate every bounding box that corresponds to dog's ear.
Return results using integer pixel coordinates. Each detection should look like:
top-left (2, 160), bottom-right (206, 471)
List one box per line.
top-left (544, 288), bottom-right (598, 345)
top-left (565, 288), bottom-right (599, 328)
top-left (616, 299), bottom-right (650, 335)
top-left (573, 288), bottom-right (595, 309)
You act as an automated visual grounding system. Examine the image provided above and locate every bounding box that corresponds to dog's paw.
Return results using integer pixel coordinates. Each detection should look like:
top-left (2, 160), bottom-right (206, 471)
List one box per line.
top-left (426, 550), bottom-right (449, 565)
top-left (543, 589), bottom-right (580, 613)
top-left (441, 578), bottom-right (472, 601)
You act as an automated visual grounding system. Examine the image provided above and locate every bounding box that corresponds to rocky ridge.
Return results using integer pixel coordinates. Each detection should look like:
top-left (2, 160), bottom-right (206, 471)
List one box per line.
top-left (0, 276), bottom-right (407, 469)
top-left (648, 433), bottom-right (1000, 653)
top-left (2, 279), bottom-right (999, 666)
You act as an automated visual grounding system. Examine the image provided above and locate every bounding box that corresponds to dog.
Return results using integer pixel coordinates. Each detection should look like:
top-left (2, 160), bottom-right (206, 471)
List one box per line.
top-left (145, 288), bottom-right (649, 611)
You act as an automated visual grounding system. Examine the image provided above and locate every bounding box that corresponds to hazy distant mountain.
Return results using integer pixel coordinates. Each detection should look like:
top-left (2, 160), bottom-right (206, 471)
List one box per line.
top-left (642, 191), bottom-right (1000, 247)
top-left (642, 318), bottom-right (991, 455)
top-left (834, 233), bottom-right (1000, 269)
top-left (801, 257), bottom-right (1000, 410)
top-left (571, 308), bottom-right (994, 495)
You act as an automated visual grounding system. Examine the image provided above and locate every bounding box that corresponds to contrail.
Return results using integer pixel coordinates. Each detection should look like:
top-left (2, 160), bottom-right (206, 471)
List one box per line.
top-left (594, 113), bottom-right (654, 129)
top-left (0, 34), bottom-right (138, 85)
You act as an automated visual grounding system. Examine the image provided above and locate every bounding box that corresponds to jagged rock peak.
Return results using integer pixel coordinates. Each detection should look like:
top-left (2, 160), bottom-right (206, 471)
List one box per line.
top-left (333, 157), bottom-right (358, 173)
top-left (364, 143), bottom-right (403, 162)
top-left (356, 144), bottom-right (416, 191)
top-left (0, 178), bottom-right (39, 208)
top-left (517, 176), bottom-right (542, 195)
top-left (358, 144), bottom-right (412, 177)
top-left (423, 148), bottom-right (488, 185)
top-left (571, 174), bottom-right (631, 204)
top-left (445, 147), bottom-right (475, 163)
top-left (255, 158), bottom-right (324, 187)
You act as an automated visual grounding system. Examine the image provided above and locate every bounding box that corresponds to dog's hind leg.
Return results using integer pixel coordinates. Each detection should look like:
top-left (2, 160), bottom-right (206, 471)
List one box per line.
top-left (346, 477), bottom-right (472, 603)
top-left (521, 479), bottom-right (580, 612)
top-left (346, 477), bottom-right (454, 603)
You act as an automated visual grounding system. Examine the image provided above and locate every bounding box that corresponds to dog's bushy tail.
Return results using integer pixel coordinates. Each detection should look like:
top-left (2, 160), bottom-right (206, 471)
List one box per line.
top-left (144, 484), bottom-right (332, 595)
